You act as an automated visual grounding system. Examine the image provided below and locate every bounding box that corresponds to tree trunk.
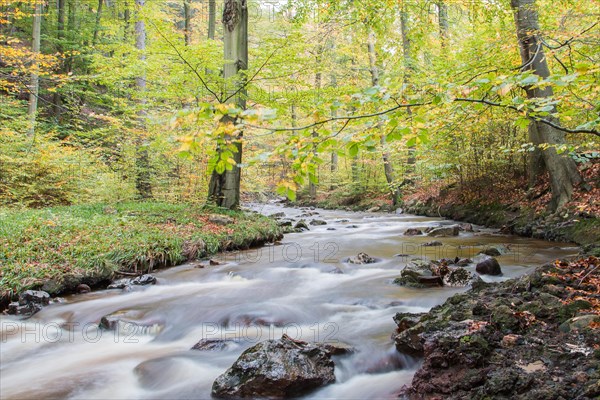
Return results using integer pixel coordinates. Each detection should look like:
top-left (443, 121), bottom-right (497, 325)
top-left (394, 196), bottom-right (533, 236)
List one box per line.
top-left (511, 0), bottom-right (581, 210)
top-left (92, 0), bottom-right (103, 45)
top-left (27, 0), bottom-right (42, 137)
top-left (123, 0), bottom-right (130, 41)
top-left (208, 0), bottom-right (216, 40)
top-left (437, 1), bottom-right (449, 50)
top-left (134, 0), bottom-right (152, 200)
top-left (183, 0), bottom-right (191, 45)
top-left (400, 5), bottom-right (416, 170)
top-left (53, 0), bottom-right (66, 118)
top-left (308, 52), bottom-right (322, 199)
top-left (207, 0), bottom-right (247, 209)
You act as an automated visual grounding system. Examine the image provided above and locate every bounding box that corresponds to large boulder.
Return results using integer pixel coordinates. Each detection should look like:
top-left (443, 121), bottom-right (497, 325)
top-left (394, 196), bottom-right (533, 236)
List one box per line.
top-left (427, 225), bottom-right (460, 237)
top-left (211, 334), bottom-right (335, 398)
top-left (476, 257), bottom-right (503, 276)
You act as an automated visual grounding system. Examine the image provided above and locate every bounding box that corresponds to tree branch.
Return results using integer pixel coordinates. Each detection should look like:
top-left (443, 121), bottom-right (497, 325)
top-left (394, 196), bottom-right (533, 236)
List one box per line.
top-left (149, 20), bottom-right (221, 102)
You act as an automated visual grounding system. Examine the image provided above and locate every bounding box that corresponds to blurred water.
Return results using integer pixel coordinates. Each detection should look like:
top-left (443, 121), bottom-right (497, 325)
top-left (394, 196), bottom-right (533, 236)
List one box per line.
top-left (0, 204), bottom-right (579, 399)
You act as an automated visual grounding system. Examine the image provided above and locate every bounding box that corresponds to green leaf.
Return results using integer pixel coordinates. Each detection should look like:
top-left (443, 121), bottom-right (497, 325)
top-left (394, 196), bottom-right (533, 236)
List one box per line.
top-left (348, 143), bottom-right (359, 157)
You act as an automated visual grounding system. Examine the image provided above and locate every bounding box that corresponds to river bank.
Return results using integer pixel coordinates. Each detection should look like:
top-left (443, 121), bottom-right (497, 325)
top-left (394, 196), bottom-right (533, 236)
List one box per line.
top-left (0, 202), bottom-right (283, 310)
top-left (394, 256), bottom-right (600, 399)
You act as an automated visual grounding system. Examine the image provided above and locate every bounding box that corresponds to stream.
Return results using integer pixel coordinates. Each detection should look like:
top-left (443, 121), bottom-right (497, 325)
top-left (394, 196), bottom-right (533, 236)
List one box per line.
top-left (0, 204), bottom-right (580, 399)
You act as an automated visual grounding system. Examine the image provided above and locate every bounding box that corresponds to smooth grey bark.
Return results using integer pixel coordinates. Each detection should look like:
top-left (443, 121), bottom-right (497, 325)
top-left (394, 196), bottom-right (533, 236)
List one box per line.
top-left (27, 0), bottom-right (42, 137)
top-left (92, 0), bottom-right (103, 45)
top-left (511, 0), bottom-right (581, 210)
top-left (208, 0), bottom-right (216, 40)
top-left (208, 0), bottom-right (247, 209)
top-left (183, 0), bottom-right (191, 45)
top-left (134, 0), bottom-right (152, 199)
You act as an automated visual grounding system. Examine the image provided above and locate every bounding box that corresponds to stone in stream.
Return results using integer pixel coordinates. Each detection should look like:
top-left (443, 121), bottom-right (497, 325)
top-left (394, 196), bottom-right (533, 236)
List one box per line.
top-left (108, 274), bottom-right (157, 290)
top-left (367, 206), bottom-right (380, 212)
top-left (211, 334), bottom-right (335, 398)
top-left (393, 262), bottom-right (443, 288)
top-left (7, 290), bottom-right (51, 316)
top-left (269, 212), bottom-right (286, 219)
top-left (76, 284), bottom-right (91, 293)
top-left (294, 220), bottom-right (309, 231)
top-left (427, 225), bottom-right (460, 237)
top-left (476, 257), bottom-right (503, 276)
top-left (99, 309), bottom-right (164, 335)
top-left (309, 219), bottom-right (327, 226)
top-left (404, 228), bottom-right (423, 236)
top-left (422, 241), bottom-right (443, 247)
top-left (347, 252), bottom-right (376, 264)
top-left (479, 247), bottom-right (502, 257)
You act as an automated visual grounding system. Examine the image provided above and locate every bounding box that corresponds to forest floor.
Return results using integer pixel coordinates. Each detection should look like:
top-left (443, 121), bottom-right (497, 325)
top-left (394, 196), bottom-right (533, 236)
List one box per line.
top-left (0, 202), bottom-right (282, 308)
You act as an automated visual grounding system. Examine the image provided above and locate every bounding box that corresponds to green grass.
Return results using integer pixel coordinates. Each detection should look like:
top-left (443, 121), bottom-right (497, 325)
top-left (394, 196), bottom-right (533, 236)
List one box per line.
top-left (0, 202), bottom-right (282, 299)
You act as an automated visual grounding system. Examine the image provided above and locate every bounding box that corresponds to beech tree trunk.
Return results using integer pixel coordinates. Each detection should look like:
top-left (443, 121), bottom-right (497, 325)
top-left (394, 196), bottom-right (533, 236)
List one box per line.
top-left (511, 0), bottom-right (581, 210)
top-left (27, 0), bottom-right (42, 137)
top-left (208, 0), bottom-right (247, 209)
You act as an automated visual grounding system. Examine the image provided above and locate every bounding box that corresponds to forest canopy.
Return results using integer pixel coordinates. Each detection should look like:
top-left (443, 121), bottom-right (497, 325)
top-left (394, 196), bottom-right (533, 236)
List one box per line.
top-left (0, 0), bottom-right (598, 210)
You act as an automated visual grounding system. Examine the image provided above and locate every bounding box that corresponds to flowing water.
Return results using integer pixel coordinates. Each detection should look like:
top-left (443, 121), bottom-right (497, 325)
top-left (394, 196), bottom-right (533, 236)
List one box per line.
top-left (0, 204), bottom-right (580, 399)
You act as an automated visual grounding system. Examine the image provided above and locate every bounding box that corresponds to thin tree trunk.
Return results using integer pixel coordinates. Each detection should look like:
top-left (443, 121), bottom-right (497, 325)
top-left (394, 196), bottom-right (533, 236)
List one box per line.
top-left (400, 5), bottom-right (416, 170)
top-left (183, 0), bottom-right (191, 45)
top-left (208, 0), bottom-right (247, 209)
top-left (123, 0), bottom-right (130, 41)
top-left (27, 0), bottom-right (42, 137)
top-left (511, 0), bottom-right (581, 210)
top-left (53, 0), bottom-right (66, 118)
top-left (308, 51), bottom-right (322, 199)
top-left (437, 1), bottom-right (449, 50)
top-left (92, 0), bottom-right (103, 45)
top-left (207, 0), bottom-right (216, 40)
top-left (134, 0), bottom-right (152, 199)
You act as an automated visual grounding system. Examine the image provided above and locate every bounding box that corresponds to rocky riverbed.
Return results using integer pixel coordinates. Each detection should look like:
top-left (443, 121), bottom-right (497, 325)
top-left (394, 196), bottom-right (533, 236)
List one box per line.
top-left (394, 256), bottom-right (600, 399)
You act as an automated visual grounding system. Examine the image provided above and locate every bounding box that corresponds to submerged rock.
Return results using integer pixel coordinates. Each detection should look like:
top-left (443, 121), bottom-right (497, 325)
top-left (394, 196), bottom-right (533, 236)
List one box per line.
top-left (404, 228), bottom-right (424, 236)
top-left (309, 219), bottom-right (327, 226)
top-left (211, 334), bottom-right (335, 398)
top-left (107, 274), bottom-right (157, 290)
top-left (422, 241), bottom-right (443, 247)
top-left (476, 257), bottom-right (502, 276)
